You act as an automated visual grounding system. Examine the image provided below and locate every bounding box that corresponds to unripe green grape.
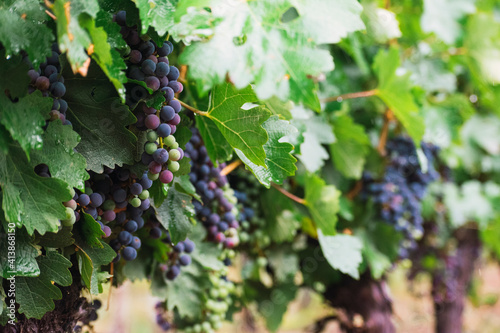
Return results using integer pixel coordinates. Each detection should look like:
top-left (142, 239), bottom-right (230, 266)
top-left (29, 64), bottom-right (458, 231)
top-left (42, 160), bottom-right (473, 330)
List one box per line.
top-left (193, 324), bottom-right (202, 333)
top-left (170, 142), bottom-right (179, 149)
top-left (61, 207), bottom-right (76, 226)
top-left (185, 328), bottom-right (194, 333)
top-left (139, 190), bottom-right (149, 200)
top-left (201, 321), bottom-right (212, 332)
top-left (213, 321), bottom-right (222, 330)
top-left (145, 142), bottom-right (157, 155)
top-left (257, 257), bottom-right (268, 267)
top-left (69, 187), bottom-right (76, 198)
top-left (85, 187), bottom-right (93, 195)
top-left (147, 130), bottom-right (158, 143)
top-left (164, 135), bottom-right (176, 147)
top-left (129, 197), bottom-right (141, 208)
top-left (239, 232), bottom-right (249, 243)
top-left (148, 171), bottom-right (159, 180)
top-left (168, 161), bottom-right (180, 172)
top-left (169, 149), bottom-right (181, 161)
top-left (218, 288), bottom-right (229, 298)
top-left (102, 199), bottom-right (116, 211)
top-left (209, 289), bottom-right (219, 299)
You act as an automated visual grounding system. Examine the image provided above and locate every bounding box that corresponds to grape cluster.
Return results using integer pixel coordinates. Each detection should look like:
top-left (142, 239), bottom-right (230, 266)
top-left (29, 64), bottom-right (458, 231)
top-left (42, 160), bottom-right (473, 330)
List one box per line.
top-left (25, 44), bottom-right (70, 125)
top-left (116, 10), bottom-right (184, 184)
top-left (159, 235), bottom-right (195, 281)
top-left (185, 129), bottom-right (240, 248)
top-left (361, 137), bottom-right (439, 255)
top-left (72, 299), bottom-right (102, 332)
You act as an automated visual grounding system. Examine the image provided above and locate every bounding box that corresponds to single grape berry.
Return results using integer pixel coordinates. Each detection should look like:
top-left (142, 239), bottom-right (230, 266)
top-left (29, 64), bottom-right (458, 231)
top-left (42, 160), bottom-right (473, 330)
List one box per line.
top-left (122, 246), bottom-right (137, 261)
top-left (130, 183), bottom-right (143, 196)
top-left (78, 194), bottom-right (90, 206)
top-left (141, 59), bottom-right (156, 76)
top-left (159, 170), bottom-right (174, 184)
top-left (156, 123), bottom-right (171, 137)
top-left (153, 148), bottom-right (169, 164)
top-left (145, 114), bottom-right (160, 129)
top-left (119, 231), bottom-right (133, 245)
top-left (179, 255), bottom-right (191, 266)
top-left (125, 220), bottom-right (138, 233)
top-left (160, 105), bottom-right (176, 122)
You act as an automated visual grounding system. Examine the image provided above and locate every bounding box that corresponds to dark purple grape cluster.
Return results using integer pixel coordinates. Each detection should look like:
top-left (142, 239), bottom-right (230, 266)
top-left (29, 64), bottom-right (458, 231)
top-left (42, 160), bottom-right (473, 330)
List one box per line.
top-left (158, 234), bottom-right (195, 281)
top-left (25, 44), bottom-right (70, 125)
top-left (185, 129), bottom-right (240, 248)
top-left (115, 10), bottom-right (184, 184)
top-left (154, 302), bottom-right (171, 331)
top-left (361, 137), bottom-right (439, 256)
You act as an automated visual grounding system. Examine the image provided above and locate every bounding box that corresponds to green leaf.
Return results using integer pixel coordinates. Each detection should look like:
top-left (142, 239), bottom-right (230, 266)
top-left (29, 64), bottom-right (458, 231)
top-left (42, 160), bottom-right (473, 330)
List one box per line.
top-left (189, 225), bottom-right (225, 271)
top-left (361, 1), bottom-right (402, 43)
top-left (36, 227), bottom-right (74, 248)
top-left (0, 229), bottom-right (40, 278)
top-left (74, 212), bottom-right (105, 248)
top-left (236, 116), bottom-right (297, 187)
top-left (201, 83), bottom-right (271, 167)
top-left (261, 188), bottom-right (299, 243)
top-left (155, 187), bottom-right (195, 244)
top-left (64, 61), bottom-right (137, 172)
top-left (31, 121), bottom-right (89, 191)
top-left (330, 115), bottom-right (370, 179)
top-left (164, 261), bottom-right (208, 319)
top-left (254, 281), bottom-right (298, 332)
top-left (290, 107), bottom-right (336, 173)
top-left (0, 52), bottom-right (29, 99)
top-left (0, 144), bottom-right (72, 235)
top-left (317, 230), bottom-right (363, 279)
top-left (0, 91), bottom-right (52, 158)
top-left (133, 0), bottom-right (176, 36)
top-left (180, 0), bottom-right (363, 109)
top-left (421, 0), bottom-right (475, 44)
top-left (83, 16), bottom-right (128, 100)
top-left (174, 175), bottom-right (201, 202)
top-left (267, 249), bottom-right (299, 283)
top-left (149, 180), bottom-right (169, 207)
top-left (305, 174), bottom-right (341, 235)
top-left (264, 96), bottom-right (293, 120)
top-left (75, 237), bottom-right (115, 295)
top-left (53, 0), bottom-right (99, 74)
top-left (0, 1), bottom-right (54, 68)
top-left (196, 116), bottom-right (233, 164)
top-left (16, 252), bottom-right (72, 319)
top-left (373, 47), bottom-right (425, 143)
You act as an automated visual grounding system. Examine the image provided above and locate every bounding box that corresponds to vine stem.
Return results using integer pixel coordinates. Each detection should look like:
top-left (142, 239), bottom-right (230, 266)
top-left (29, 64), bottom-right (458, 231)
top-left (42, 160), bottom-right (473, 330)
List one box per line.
top-left (377, 109), bottom-right (393, 156)
top-left (346, 180), bottom-right (363, 201)
top-left (321, 89), bottom-right (378, 103)
top-left (220, 160), bottom-right (242, 176)
top-left (106, 262), bottom-right (114, 311)
top-left (271, 183), bottom-right (306, 205)
top-left (176, 99), bottom-right (208, 116)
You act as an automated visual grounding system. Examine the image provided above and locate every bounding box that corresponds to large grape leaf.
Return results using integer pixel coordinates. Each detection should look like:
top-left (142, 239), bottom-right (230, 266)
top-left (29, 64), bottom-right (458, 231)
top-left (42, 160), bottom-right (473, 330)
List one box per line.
top-left (373, 47), bottom-right (425, 144)
top-left (155, 187), bottom-right (195, 244)
top-left (305, 174), bottom-right (341, 236)
top-left (74, 213), bottom-right (105, 249)
top-left (0, 144), bottom-right (72, 235)
top-left (317, 230), bottom-right (363, 279)
top-left (330, 115), bottom-right (370, 179)
top-left (198, 83), bottom-right (271, 167)
top-left (31, 121), bottom-right (89, 191)
top-left (421, 0), bottom-right (475, 44)
top-left (178, 0), bottom-right (364, 110)
top-left (361, 1), bottom-right (402, 43)
top-left (236, 116), bottom-right (297, 187)
top-left (0, 229), bottom-right (40, 278)
top-left (16, 252), bottom-right (72, 319)
top-left (261, 187), bottom-right (300, 243)
top-left (75, 236), bottom-right (115, 295)
top-left (0, 0), bottom-right (54, 68)
top-left (133, 0), bottom-right (177, 36)
top-left (289, 107), bottom-right (336, 173)
top-left (196, 116), bottom-right (233, 164)
top-left (52, 0), bottom-right (99, 74)
top-left (63, 62), bottom-right (137, 172)
top-left (0, 91), bottom-right (52, 158)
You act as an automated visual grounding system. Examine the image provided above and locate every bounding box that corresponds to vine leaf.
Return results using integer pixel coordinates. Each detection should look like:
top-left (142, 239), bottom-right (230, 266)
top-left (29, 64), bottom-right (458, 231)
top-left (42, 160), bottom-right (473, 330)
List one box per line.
top-left (74, 212), bottom-right (105, 249)
top-left (289, 108), bottom-right (336, 173)
top-left (198, 83), bottom-right (271, 166)
top-left (0, 1), bottom-right (54, 68)
top-left (261, 188), bottom-right (300, 243)
top-left (421, 0), bottom-right (475, 44)
top-left (155, 187), bottom-right (195, 244)
top-left (0, 91), bottom-right (52, 158)
top-left (16, 252), bottom-right (72, 319)
top-left (0, 229), bottom-right (40, 278)
top-left (179, 0), bottom-right (363, 110)
top-left (317, 230), bottom-right (363, 279)
top-left (31, 121), bottom-right (89, 191)
top-left (305, 174), bottom-right (341, 235)
top-left (373, 47), bottom-right (425, 144)
top-left (64, 61), bottom-right (137, 173)
top-left (0, 144), bottom-right (72, 235)
top-left (236, 116), bottom-right (297, 187)
top-left (75, 236), bottom-right (115, 295)
top-left (133, 0), bottom-right (177, 36)
top-left (330, 115), bottom-right (370, 179)
top-left (196, 116), bottom-right (233, 164)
